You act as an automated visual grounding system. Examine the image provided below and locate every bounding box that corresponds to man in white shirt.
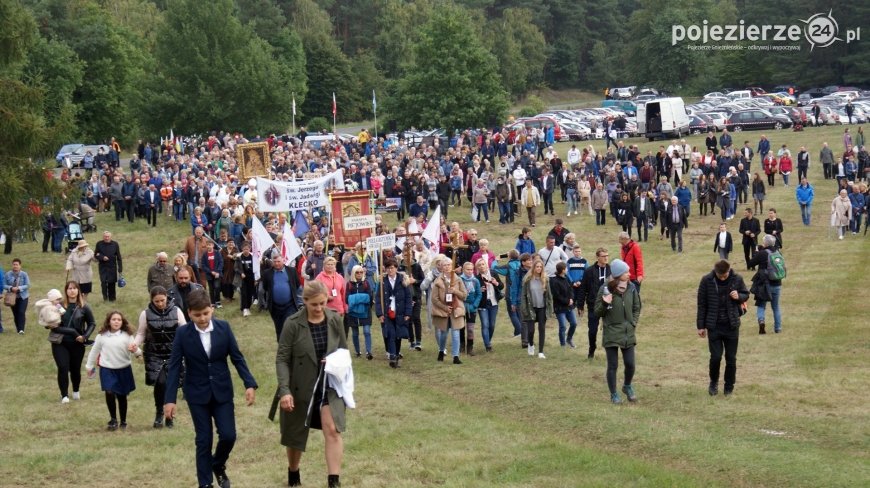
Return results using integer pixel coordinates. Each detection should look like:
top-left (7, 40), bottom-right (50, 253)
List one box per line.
top-left (538, 235), bottom-right (569, 277)
top-left (567, 145), bottom-right (581, 167)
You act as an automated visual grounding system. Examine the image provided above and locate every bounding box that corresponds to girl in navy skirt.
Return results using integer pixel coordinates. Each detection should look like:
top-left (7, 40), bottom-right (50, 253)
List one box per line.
top-left (86, 311), bottom-right (142, 430)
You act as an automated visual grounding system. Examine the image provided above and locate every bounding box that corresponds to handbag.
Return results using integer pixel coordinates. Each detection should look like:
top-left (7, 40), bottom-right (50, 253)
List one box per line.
top-left (47, 331), bottom-right (64, 344)
top-left (4, 291), bottom-right (16, 307)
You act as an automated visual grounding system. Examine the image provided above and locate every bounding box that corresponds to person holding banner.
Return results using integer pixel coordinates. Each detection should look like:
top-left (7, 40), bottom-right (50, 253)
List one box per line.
top-left (374, 259), bottom-right (412, 369)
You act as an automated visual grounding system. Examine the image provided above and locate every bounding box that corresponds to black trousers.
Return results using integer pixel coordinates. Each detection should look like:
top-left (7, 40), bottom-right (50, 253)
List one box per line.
top-left (606, 346), bottom-right (636, 394)
top-left (240, 278), bottom-right (255, 311)
top-left (542, 193), bottom-right (554, 214)
top-left (125, 199), bottom-right (135, 222)
top-left (823, 163), bottom-right (832, 179)
top-left (797, 165), bottom-right (808, 182)
top-left (743, 242), bottom-right (754, 270)
top-left (146, 206), bottom-right (158, 226)
top-left (408, 297), bottom-right (422, 345)
top-left (708, 326), bottom-right (739, 391)
top-left (52, 341), bottom-right (85, 398)
top-left (525, 307), bottom-right (547, 352)
top-left (635, 214), bottom-right (648, 241)
top-left (206, 276), bottom-right (221, 305)
top-left (101, 280), bottom-right (117, 301)
top-left (595, 209), bottom-right (606, 225)
top-left (114, 201), bottom-right (124, 221)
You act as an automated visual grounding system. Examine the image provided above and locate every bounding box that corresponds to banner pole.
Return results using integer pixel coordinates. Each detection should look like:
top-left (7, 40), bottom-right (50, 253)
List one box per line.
top-left (378, 249), bottom-right (385, 321)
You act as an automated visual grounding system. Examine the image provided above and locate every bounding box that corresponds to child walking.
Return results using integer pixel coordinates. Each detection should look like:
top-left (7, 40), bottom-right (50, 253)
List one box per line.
top-left (86, 311), bottom-right (141, 430)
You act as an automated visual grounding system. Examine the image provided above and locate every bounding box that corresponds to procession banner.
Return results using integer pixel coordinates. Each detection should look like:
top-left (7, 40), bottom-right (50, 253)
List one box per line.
top-left (331, 191), bottom-right (374, 247)
top-left (257, 171), bottom-right (342, 212)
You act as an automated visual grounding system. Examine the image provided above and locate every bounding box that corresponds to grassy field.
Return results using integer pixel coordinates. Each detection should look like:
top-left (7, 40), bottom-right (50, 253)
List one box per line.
top-left (0, 125), bottom-right (868, 487)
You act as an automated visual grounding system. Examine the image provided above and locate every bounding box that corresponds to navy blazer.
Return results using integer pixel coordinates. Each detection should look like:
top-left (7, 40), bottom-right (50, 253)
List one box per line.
top-left (375, 273), bottom-right (413, 327)
top-left (165, 319), bottom-right (257, 405)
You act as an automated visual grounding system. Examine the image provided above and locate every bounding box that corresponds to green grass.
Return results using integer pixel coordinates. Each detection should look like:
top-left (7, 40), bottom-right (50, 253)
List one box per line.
top-left (0, 125), bottom-right (868, 487)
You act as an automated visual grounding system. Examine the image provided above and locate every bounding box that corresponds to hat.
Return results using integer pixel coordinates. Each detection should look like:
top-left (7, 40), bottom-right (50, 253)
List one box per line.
top-left (610, 258), bottom-right (630, 278)
top-left (75, 239), bottom-right (89, 249)
top-left (46, 289), bottom-right (63, 302)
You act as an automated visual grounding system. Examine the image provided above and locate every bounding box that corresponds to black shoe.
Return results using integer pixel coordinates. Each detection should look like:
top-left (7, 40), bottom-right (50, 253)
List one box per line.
top-left (119, 422), bottom-right (127, 430)
top-left (708, 383), bottom-right (719, 396)
top-left (759, 321), bottom-right (766, 335)
top-left (288, 469), bottom-right (301, 487)
top-left (723, 389), bottom-right (733, 396)
top-left (107, 419), bottom-right (118, 431)
top-left (453, 356), bottom-right (462, 365)
top-left (165, 418), bottom-right (174, 429)
top-left (437, 350), bottom-right (445, 362)
top-left (213, 465), bottom-right (230, 488)
top-left (389, 360), bottom-right (398, 368)
top-left (414, 344), bottom-right (422, 351)
top-left (366, 352), bottom-right (373, 360)
top-left (153, 413), bottom-right (164, 429)
top-left (397, 352), bottom-right (404, 360)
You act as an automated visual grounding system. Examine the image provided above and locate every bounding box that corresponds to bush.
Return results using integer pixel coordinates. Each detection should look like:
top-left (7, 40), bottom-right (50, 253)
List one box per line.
top-left (306, 117), bottom-right (330, 133)
top-left (524, 94), bottom-right (547, 115)
top-left (518, 107), bottom-right (538, 118)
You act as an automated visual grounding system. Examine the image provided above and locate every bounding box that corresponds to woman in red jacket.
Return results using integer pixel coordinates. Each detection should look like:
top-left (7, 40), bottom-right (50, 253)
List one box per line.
top-left (315, 257), bottom-right (347, 316)
top-left (763, 153), bottom-right (778, 187)
top-left (778, 151), bottom-right (793, 187)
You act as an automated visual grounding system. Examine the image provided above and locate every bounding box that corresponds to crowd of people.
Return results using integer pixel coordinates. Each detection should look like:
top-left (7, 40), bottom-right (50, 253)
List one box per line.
top-left (2, 122), bottom-right (867, 488)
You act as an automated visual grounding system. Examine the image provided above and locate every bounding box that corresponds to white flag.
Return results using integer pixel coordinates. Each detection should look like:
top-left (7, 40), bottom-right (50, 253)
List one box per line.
top-left (421, 205), bottom-right (441, 254)
top-left (282, 221), bottom-right (303, 262)
top-left (372, 90), bottom-right (377, 112)
top-left (251, 218), bottom-right (275, 280)
top-left (292, 97), bottom-right (296, 117)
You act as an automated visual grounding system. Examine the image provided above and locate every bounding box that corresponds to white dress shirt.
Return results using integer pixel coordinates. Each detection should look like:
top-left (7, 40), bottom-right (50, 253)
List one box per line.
top-left (196, 321), bottom-right (214, 358)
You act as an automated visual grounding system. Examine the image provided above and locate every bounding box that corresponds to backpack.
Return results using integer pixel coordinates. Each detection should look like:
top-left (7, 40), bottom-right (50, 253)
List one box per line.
top-left (766, 249), bottom-right (786, 281)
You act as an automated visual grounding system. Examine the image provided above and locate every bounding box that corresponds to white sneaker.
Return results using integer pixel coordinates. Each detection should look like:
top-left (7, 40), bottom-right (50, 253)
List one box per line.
top-left (61, 396), bottom-right (70, 404)
top-left (527, 345), bottom-right (535, 356)
top-left (252, 299), bottom-right (258, 306)
top-left (243, 309), bottom-right (250, 317)
top-left (72, 392), bottom-right (80, 401)
top-left (538, 352), bottom-right (547, 359)
top-left (839, 235), bottom-right (844, 240)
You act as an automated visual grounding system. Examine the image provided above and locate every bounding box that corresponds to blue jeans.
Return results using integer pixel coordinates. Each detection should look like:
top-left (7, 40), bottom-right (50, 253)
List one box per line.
top-left (436, 326), bottom-right (462, 357)
top-left (498, 201), bottom-right (511, 223)
top-left (349, 325), bottom-right (372, 355)
top-left (799, 203), bottom-right (812, 226)
top-left (478, 304), bottom-right (499, 348)
top-left (566, 189), bottom-right (578, 214)
top-left (507, 304), bottom-right (523, 337)
top-left (756, 285), bottom-right (782, 332)
top-left (556, 310), bottom-right (578, 346)
top-left (475, 203), bottom-right (488, 221)
top-left (173, 201), bottom-right (185, 221)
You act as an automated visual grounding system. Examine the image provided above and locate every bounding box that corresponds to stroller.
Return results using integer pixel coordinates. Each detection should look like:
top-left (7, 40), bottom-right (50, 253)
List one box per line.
top-left (65, 217), bottom-right (84, 252)
top-left (78, 203), bottom-right (97, 232)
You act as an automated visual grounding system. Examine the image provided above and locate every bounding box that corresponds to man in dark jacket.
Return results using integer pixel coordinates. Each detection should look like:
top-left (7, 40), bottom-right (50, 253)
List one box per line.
top-left (577, 248), bottom-right (611, 359)
top-left (696, 260), bottom-right (749, 396)
top-left (664, 196), bottom-right (689, 253)
top-left (546, 219), bottom-right (570, 247)
top-left (738, 208), bottom-right (761, 270)
top-left (94, 231), bottom-right (123, 301)
top-left (375, 259), bottom-right (413, 368)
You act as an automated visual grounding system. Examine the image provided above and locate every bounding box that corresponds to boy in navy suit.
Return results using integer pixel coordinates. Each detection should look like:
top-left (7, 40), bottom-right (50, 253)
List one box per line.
top-left (164, 290), bottom-right (257, 488)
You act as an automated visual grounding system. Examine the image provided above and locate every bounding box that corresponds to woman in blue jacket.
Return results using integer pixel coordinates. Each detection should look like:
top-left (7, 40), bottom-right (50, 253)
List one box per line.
top-left (795, 177), bottom-right (815, 226)
top-left (344, 265), bottom-right (374, 360)
top-left (848, 184), bottom-right (866, 234)
top-left (459, 262), bottom-right (482, 356)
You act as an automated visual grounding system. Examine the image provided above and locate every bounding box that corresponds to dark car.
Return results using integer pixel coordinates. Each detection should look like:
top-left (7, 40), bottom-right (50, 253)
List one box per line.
top-left (689, 115), bottom-right (709, 134)
top-left (725, 109), bottom-right (792, 132)
top-left (767, 106), bottom-right (805, 125)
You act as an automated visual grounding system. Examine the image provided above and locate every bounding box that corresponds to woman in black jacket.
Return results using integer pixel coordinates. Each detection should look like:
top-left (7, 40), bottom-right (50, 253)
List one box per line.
top-left (135, 286), bottom-right (186, 428)
top-left (53, 282), bottom-right (96, 403)
top-left (475, 258), bottom-right (504, 352)
top-left (616, 193), bottom-right (634, 239)
top-left (550, 262), bottom-right (578, 348)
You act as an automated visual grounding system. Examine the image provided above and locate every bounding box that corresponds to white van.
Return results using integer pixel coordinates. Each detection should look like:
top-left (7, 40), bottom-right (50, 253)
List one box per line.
top-left (727, 90), bottom-right (752, 100)
top-left (637, 97), bottom-right (690, 141)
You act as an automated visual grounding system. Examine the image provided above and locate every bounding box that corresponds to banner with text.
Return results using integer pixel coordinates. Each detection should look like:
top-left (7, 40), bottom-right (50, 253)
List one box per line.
top-left (256, 170), bottom-right (343, 212)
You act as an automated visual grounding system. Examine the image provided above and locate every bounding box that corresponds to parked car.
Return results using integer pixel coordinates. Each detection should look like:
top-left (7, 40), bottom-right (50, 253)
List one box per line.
top-left (797, 93), bottom-right (813, 106)
top-left (767, 106), bottom-right (804, 125)
top-left (703, 91), bottom-right (728, 99)
top-left (58, 144), bottom-right (109, 168)
top-left (747, 87), bottom-right (767, 97)
top-left (55, 143), bottom-right (85, 167)
top-left (506, 116), bottom-right (566, 144)
top-left (559, 121), bottom-right (592, 141)
top-left (610, 86), bottom-right (636, 99)
top-left (689, 115), bottom-right (709, 134)
top-left (725, 109), bottom-right (792, 131)
top-left (701, 112), bottom-right (728, 131)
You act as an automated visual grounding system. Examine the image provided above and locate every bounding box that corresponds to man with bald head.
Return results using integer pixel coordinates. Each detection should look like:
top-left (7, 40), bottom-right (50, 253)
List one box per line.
top-left (665, 196), bottom-right (688, 253)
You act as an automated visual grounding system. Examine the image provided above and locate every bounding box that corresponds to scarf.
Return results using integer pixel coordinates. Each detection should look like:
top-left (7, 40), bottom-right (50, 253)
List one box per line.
top-left (480, 272), bottom-right (497, 306)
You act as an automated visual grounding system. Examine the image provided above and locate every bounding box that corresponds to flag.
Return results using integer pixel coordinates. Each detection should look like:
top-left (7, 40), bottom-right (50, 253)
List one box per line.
top-left (372, 90), bottom-right (377, 112)
top-left (331, 168), bottom-right (345, 191)
top-left (332, 92), bottom-right (337, 117)
top-left (291, 210), bottom-right (310, 238)
top-left (250, 218), bottom-right (275, 280)
top-left (283, 221), bottom-right (303, 262)
top-left (421, 205), bottom-right (441, 254)
top-left (292, 96), bottom-right (296, 117)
